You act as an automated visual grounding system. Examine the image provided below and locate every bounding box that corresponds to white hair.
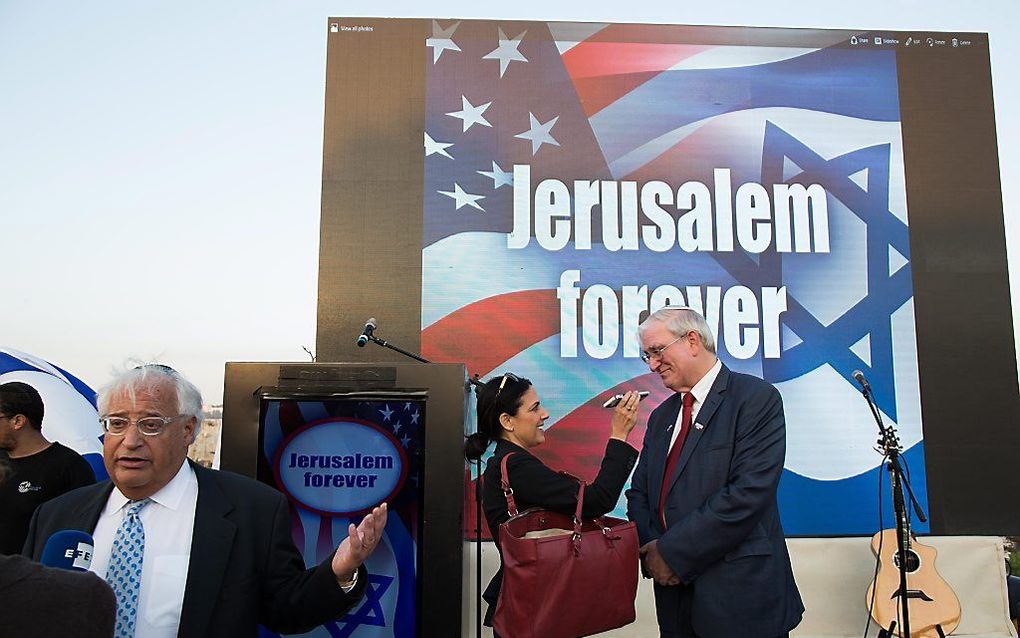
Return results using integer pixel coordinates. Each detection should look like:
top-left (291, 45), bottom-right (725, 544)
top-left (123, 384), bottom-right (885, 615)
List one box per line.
top-left (638, 305), bottom-right (717, 354)
top-left (97, 363), bottom-right (204, 444)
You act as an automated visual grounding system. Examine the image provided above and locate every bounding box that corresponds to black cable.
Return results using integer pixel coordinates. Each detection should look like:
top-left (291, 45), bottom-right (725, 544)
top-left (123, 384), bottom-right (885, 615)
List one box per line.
top-left (894, 455), bottom-right (903, 637)
top-left (896, 573), bottom-right (902, 638)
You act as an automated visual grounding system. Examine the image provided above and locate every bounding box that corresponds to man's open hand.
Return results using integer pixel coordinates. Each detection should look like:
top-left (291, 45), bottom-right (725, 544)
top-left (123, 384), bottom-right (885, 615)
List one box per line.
top-left (332, 503), bottom-right (388, 583)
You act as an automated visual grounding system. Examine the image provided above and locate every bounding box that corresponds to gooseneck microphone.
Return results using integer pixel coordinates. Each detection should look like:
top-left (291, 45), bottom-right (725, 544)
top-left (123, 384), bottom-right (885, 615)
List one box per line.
top-left (40, 529), bottom-right (95, 572)
top-left (356, 318), bottom-right (378, 347)
top-left (851, 369), bottom-right (872, 394)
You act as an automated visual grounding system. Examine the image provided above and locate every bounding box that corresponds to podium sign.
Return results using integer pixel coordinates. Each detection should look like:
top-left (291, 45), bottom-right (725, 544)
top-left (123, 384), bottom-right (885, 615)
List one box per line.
top-left (260, 396), bottom-right (424, 638)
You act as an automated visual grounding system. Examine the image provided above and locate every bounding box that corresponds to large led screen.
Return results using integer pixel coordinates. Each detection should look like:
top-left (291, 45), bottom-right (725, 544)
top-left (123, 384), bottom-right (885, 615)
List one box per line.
top-left (319, 19), bottom-right (1018, 536)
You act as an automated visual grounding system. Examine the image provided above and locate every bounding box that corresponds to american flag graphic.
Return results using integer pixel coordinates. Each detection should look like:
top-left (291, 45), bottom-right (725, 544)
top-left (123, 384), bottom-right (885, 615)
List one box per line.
top-left (419, 20), bottom-right (928, 536)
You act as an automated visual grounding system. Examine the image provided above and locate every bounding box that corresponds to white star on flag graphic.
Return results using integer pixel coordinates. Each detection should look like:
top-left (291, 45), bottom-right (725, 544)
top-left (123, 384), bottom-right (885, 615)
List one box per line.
top-left (424, 132), bottom-right (454, 159)
top-left (426, 20), bottom-right (461, 63)
top-left (482, 28), bottom-right (528, 77)
top-left (515, 112), bottom-right (560, 154)
top-left (438, 183), bottom-right (485, 211)
top-left (446, 96), bottom-right (492, 132)
top-left (477, 161), bottom-right (513, 189)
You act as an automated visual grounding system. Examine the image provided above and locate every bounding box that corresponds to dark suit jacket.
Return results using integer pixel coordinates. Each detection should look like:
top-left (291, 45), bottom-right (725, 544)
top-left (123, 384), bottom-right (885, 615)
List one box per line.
top-left (23, 461), bottom-right (366, 638)
top-left (480, 438), bottom-right (638, 626)
top-left (0, 553), bottom-right (116, 638)
top-left (626, 365), bottom-right (803, 638)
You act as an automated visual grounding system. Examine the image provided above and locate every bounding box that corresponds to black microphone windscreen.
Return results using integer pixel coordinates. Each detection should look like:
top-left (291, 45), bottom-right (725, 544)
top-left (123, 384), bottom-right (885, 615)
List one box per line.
top-left (40, 529), bottom-right (95, 572)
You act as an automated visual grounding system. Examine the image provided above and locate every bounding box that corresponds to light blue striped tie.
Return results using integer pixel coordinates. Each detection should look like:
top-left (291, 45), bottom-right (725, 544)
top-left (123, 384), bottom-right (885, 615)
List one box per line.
top-left (106, 498), bottom-right (151, 638)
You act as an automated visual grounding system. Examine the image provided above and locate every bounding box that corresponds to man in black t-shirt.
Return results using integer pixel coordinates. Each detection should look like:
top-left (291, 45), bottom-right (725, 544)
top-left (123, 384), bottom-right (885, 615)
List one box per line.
top-left (0, 381), bottom-right (95, 554)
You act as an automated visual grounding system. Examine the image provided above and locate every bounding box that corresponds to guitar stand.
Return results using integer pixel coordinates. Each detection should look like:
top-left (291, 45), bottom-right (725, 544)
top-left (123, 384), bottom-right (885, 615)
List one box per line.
top-left (877, 621), bottom-right (948, 637)
top-left (854, 373), bottom-right (930, 638)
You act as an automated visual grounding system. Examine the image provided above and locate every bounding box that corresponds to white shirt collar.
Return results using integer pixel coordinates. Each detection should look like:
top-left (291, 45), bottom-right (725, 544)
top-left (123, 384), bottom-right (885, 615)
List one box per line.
top-left (687, 358), bottom-right (723, 406)
top-left (105, 460), bottom-right (196, 514)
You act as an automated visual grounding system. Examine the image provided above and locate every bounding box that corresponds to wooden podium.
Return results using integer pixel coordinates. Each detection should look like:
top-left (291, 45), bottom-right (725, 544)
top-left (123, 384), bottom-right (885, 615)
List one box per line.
top-left (222, 361), bottom-right (468, 638)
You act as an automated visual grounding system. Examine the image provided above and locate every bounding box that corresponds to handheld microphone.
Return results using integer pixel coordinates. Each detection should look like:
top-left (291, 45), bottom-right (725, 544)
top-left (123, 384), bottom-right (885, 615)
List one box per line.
top-left (851, 370), bottom-right (872, 393)
top-left (40, 529), bottom-right (95, 572)
top-left (356, 318), bottom-right (377, 347)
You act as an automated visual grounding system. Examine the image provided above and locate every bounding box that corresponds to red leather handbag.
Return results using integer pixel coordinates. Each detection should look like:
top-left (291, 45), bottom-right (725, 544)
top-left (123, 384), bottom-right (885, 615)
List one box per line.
top-left (492, 454), bottom-right (639, 638)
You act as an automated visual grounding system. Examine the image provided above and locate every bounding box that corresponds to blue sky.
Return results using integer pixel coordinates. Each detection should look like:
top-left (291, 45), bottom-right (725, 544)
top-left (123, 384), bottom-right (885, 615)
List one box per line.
top-left (1, 1), bottom-right (1016, 403)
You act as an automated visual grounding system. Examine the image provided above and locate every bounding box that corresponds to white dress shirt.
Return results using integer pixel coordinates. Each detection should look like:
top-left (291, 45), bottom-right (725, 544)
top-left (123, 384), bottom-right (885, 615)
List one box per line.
top-left (667, 358), bottom-right (723, 450)
top-left (90, 461), bottom-right (197, 638)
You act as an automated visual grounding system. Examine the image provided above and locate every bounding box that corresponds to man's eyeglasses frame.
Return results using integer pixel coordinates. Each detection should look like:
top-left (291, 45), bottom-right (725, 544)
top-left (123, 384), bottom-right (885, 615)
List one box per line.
top-left (100, 415), bottom-right (188, 437)
top-left (640, 332), bottom-right (691, 364)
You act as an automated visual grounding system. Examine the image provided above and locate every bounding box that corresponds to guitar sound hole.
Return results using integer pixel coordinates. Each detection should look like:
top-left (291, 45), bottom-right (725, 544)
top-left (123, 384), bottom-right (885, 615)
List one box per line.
top-left (892, 549), bottom-right (921, 572)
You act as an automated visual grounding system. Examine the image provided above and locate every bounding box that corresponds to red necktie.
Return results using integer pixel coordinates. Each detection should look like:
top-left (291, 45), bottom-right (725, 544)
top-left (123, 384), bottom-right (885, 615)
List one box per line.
top-left (658, 392), bottom-right (695, 528)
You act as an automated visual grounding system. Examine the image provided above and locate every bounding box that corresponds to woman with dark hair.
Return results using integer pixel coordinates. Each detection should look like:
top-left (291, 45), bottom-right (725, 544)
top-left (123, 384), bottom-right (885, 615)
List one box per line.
top-left (465, 372), bottom-right (641, 635)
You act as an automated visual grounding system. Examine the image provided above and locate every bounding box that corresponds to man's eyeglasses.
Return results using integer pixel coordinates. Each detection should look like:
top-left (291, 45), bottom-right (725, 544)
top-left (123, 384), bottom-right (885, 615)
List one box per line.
top-left (494, 373), bottom-right (521, 399)
top-left (640, 334), bottom-right (687, 364)
top-left (101, 415), bottom-right (186, 437)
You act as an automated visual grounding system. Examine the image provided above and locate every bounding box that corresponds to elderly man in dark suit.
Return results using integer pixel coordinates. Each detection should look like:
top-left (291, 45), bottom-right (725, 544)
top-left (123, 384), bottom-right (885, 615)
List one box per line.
top-left (24, 364), bottom-right (386, 638)
top-left (627, 307), bottom-right (803, 638)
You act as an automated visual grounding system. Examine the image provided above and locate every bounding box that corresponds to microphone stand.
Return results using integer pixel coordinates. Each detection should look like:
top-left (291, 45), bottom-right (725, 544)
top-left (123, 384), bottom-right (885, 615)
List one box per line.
top-left (856, 376), bottom-right (927, 638)
top-left (360, 333), bottom-right (431, 364)
top-left (360, 329), bottom-right (485, 638)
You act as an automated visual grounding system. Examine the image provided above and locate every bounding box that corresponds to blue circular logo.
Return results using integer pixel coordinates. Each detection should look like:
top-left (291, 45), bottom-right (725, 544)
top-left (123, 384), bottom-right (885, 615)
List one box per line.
top-left (274, 418), bottom-right (407, 516)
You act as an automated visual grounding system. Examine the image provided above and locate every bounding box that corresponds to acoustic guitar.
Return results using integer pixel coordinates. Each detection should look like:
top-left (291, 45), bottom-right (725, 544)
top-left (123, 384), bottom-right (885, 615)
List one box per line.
top-left (866, 520), bottom-right (962, 636)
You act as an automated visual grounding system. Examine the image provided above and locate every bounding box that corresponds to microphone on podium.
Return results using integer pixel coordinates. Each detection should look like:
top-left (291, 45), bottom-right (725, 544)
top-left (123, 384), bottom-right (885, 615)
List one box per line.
top-left (356, 318), bottom-right (378, 347)
top-left (40, 529), bottom-right (95, 572)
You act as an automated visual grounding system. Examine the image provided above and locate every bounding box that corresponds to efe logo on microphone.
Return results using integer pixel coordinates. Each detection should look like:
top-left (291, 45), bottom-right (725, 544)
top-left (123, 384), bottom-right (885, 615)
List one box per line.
top-left (64, 542), bottom-right (94, 570)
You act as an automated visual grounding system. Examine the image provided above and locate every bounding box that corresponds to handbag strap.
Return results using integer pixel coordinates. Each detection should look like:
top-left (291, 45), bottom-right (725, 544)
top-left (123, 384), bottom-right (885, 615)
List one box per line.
top-left (572, 479), bottom-right (585, 536)
top-left (501, 453), bottom-right (588, 541)
top-left (500, 452), bottom-right (519, 517)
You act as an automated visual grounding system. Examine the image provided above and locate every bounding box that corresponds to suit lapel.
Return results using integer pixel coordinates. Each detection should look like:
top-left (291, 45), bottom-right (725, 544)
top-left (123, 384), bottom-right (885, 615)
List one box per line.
top-left (178, 462), bottom-right (236, 638)
top-left (76, 482), bottom-right (116, 532)
top-left (665, 365), bottom-right (730, 495)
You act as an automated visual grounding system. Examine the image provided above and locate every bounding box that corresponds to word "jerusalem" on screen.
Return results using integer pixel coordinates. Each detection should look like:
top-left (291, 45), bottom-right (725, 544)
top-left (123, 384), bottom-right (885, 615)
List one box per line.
top-left (508, 164), bottom-right (830, 254)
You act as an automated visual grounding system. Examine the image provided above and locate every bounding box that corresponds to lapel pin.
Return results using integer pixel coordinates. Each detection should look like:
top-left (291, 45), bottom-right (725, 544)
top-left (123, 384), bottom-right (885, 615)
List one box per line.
top-left (694, 423), bottom-right (704, 430)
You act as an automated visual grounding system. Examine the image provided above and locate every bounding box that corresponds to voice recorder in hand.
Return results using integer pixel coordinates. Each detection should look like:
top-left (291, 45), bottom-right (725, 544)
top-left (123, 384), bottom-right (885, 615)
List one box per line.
top-left (602, 391), bottom-right (650, 408)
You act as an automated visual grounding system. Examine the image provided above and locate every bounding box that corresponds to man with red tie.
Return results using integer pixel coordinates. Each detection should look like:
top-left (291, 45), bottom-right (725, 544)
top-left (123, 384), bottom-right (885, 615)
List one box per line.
top-left (626, 306), bottom-right (803, 638)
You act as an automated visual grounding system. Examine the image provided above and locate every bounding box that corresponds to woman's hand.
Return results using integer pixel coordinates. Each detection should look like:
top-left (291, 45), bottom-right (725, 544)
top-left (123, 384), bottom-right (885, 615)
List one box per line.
top-left (610, 391), bottom-right (641, 441)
